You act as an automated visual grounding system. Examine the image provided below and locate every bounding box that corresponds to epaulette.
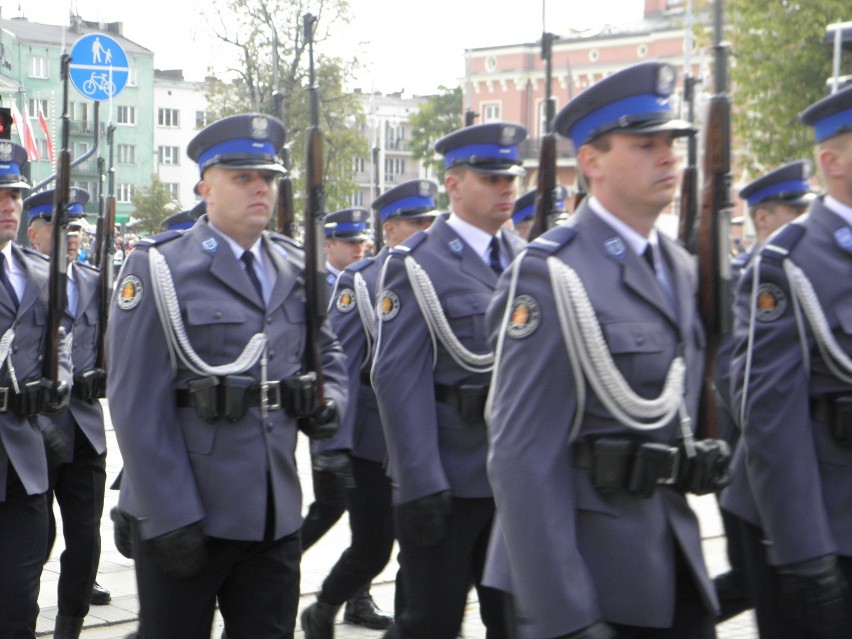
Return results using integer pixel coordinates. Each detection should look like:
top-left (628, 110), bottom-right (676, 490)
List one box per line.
top-left (19, 245), bottom-right (49, 261)
top-left (267, 231), bottom-right (304, 250)
top-left (526, 226), bottom-right (577, 256)
top-left (133, 230), bottom-right (183, 249)
top-left (74, 260), bottom-right (100, 274)
top-left (346, 256), bottom-right (375, 274)
top-left (760, 222), bottom-right (807, 264)
top-left (388, 230), bottom-right (427, 258)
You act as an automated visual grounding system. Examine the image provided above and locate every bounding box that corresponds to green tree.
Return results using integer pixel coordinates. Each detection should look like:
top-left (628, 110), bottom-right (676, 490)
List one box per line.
top-left (131, 175), bottom-right (180, 235)
top-left (408, 86), bottom-right (464, 208)
top-left (202, 0), bottom-right (366, 217)
top-left (723, 0), bottom-right (852, 176)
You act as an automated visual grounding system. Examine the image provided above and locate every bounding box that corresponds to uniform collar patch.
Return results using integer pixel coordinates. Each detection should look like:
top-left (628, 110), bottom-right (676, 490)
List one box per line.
top-left (448, 238), bottom-right (464, 255)
top-left (834, 226), bottom-right (852, 254)
top-left (604, 236), bottom-right (626, 259)
top-left (201, 237), bottom-right (218, 253)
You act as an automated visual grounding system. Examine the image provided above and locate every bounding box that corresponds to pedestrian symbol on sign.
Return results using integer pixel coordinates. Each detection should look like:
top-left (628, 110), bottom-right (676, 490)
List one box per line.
top-left (69, 33), bottom-right (129, 102)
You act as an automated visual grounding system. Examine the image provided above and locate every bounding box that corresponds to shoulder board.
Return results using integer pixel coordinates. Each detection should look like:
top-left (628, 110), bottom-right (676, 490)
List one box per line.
top-left (74, 260), bottom-right (100, 273)
top-left (20, 245), bottom-right (49, 261)
top-left (760, 222), bottom-right (807, 263)
top-left (346, 256), bottom-right (375, 273)
top-left (134, 230), bottom-right (183, 249)
top-left (527, 226), bottom-right (577, 256)
top-left (388, 231), bottom-right (427, 258)
top-left (267, 231), bottom-right (304, 250)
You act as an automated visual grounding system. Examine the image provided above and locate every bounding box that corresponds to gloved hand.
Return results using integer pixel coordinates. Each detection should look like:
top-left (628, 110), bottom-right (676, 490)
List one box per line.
top-left (110, 507), bottom-right (134, 559)
top-left (552, 620), bottom-right (616, 639)
top-left (38, 419), bottom-right (71, 469)
top-left (43, 379), bottom-right (70, 416)
top-left (398, 490), bottom-right (451, 546)
top-left (300, 398), bottom-right (339, 441)
top-left (312, 450), bottom-right (354, 503)
top-left (777, 554), bottom-right (849, 638)
top-left (147, 522), bottom-right (208, 579)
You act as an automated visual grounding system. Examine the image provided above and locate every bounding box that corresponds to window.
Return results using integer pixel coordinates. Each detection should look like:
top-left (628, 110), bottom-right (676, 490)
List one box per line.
top-left (385, 124), bottom-right (406, 150)
top-left (482, 103), bottom-right (501, 122)
top-left (29, 56), bottom-right (48, 79)
top-left (72, 180), bottom-right (94, 195)
top-left (117, 184), bottom-right (134, 203)
top-left (28, 99), bottom-right (48, 118)
top-left (384, 157), bottom-right (405, 180)
top-left (164, 183), bottom-right (179, 198)
top-left (127, 65), bottom-right (138, 87)
top-left (351, 191), bottom-right (364, 207)
top-left (158, 146), bottom-right (181, 165)
top-left (36, 139), bottom-right (50, 161)
top-left (117, 144), bottom-right (136, 165)
top-left (195, 111), bottom-right (212, 129)
top-left (117, 106), bottom-right (136, 125)
top-left (353, 157), bottom-right (365, 173)
top-left (158, 108), bottom-right (180, 127)
top-left (76, 142), bottom-right (89, 158)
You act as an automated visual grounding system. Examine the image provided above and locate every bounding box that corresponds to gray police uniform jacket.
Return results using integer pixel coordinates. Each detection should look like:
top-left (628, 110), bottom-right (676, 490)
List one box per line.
top-left (323, 250), bottom-right (388, 462)
top-left (484, 204), bottom-right (716, 636)
top-left (52, 262), bottom-right (106, 462)
top-left (372, 213), bottom-right (525, 505)
top-left (0, 245), bottom-right (71, 499)
top-left (731, 197), bottom-right (852, 566)
top-left (106, 217), bottom-right (348, 541)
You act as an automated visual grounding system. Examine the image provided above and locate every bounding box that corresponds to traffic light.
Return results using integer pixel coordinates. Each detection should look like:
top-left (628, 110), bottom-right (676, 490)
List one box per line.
top-left (0, 108), bottom-right (11, 140)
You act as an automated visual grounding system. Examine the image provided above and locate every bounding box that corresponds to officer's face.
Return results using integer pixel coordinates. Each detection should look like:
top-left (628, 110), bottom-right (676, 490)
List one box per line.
top-left (325, 238), bottom-right (367, 271)
top-left (200, 167), bottom-right (278, 248)
top-left (0, 188), bottom-right (22, 249)
top-left (818, 131), bottom-right (852, 206)
top-left (582, 132), bottom-right (679, 234)
top-left (27, 219), bottom-right (81, 263)
top-left (446, 169), bottom-right (517, 235)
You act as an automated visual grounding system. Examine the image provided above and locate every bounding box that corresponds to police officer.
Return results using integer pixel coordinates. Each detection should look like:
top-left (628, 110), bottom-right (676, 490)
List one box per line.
top-left (713, 161), bottom-right (814, 627)
top-left (511, 186), bottom-right (568, 240)
top-left (24, 187), bottom-right (111, 638)
top-left (730, 85), bottom-right (852, 638)
top-left (106, 113), bottom-right (347, 639)
top-left (160, 200), bottom-right (205, 232)
top-left (301, 179), bottom-right (438, 638)
top-left (322, 208), bottom-right (369, 290)
top-left (485, 62), bottom-right (722, 638)
top-left (0, 141), bottom-right (72, 638)
top-left (372, 122), bottom-right (527, 639)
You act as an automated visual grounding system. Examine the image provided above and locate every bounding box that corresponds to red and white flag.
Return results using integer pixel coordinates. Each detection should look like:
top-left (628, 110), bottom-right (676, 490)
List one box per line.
top-left (37, 104), bottom-right (54, 164)
top-left (9, 101), bottom-right (39, 161)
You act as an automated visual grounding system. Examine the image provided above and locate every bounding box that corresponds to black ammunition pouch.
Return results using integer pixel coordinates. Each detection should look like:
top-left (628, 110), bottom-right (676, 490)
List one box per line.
top-left (282, 372), bottom-right (319, 420)
top-left (0, 379), bottom-right (51, 417)
top-left (186, 376), bottom-right (220, 421)
top-left (812, 395), bottom-right (852, 448)
top-left (179, 375), bottom-right (282, 422)
top-left (72, 368), bottom-right (107, 401)
top-left (435, 383), bottom-right (489, 425)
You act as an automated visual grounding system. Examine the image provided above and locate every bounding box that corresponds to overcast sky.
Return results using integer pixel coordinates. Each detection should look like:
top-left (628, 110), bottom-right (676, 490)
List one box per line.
top-left (19, 0), bottom-right (645, 94)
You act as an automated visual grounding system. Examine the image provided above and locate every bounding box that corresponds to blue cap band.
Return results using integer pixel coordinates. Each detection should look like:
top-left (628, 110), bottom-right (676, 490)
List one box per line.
top-left (746, 179), bottom-right (811, 206)
top-left (443, 142), bottom-right (519, 169)
top-left (512, 203), bottom-right (535, 226)
top-left (197, 138), bottom-right (278, 170)
top-left (29, 202), bottom-right (85, 220)
top-left (380, 195), bottom-right (435, 221)
top-left (813, 107), bottom-right (852, 143)
top-left (570, 93), bottom-right (671, 148)
top-left (0, 162), bottom-right (23, 179)
top-left (326, 221), bottom-right (367, 236)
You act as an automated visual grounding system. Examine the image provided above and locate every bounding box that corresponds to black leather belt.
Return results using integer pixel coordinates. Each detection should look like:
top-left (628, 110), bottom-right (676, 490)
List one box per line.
top-left (175, 383), bottom-right (281, 411)
top-left (435, 383), bottom-right (489, 424)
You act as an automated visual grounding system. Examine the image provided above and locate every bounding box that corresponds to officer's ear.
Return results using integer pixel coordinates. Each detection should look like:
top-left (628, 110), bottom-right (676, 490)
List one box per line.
top-left (577, 144), bottom-right (603, 184)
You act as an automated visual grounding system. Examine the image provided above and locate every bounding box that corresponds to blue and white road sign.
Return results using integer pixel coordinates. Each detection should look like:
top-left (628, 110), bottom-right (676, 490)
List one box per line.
top-left (69, 33), bottom-right (129, 101)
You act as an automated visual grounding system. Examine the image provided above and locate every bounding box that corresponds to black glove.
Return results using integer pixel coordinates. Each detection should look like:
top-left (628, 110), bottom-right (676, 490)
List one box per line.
top-left (398, 490), bottom-right (452, 546)
top-left (43, 379), bottom-right (70, 416)
top-left (777, 554), bottom-right (849, 638)
top-left (37, 419), bottom-right (71, 469)
top-left (312, 450), bottom-right (355, 503)
top-left (147, 522), bottom-right (208, 579)
top-left (551, 620), bottom-right (616, 639)
top-left (300, 398), bottom-right (339, 440)
top-left (110, 507), bottom-right (134, 559)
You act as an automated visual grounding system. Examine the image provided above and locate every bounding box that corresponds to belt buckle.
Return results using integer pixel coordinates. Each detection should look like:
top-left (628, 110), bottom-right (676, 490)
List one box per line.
top-left (659, 447), bottom-right (681, 485)
top-left (0, 387), bottom-right (7, 412)
top-left (263, 381), bottom-right (282, 411)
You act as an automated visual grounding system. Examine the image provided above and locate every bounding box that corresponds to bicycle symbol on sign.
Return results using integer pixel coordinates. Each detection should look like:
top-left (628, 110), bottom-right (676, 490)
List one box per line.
top-left (82, 72), bottom-right (116, 97)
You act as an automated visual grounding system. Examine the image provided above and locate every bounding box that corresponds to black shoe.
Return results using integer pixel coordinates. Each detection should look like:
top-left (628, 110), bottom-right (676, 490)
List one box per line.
top-left (301, 600), bottom-right (340, 639)
top-left (344, 590), bottom-right (393, 630)
top-left (90, 581), bottom-right (112, 606)
top-left (714, 570), bottom-right (752, 622)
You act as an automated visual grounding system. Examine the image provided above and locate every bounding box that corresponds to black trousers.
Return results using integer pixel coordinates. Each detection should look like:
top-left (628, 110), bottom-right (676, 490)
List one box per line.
top-left (319, 456), bottom-right (395, 604)
top-left (300, 454), bottom-right (347, 551)
top-left (46, 423), bottom-right (107, 617)
top-left (383, 496), bottom-right (508, 639)
top-left (0, 464), bottom-right (48, 639)
top-left (132, 525), bottom-right (301, 639)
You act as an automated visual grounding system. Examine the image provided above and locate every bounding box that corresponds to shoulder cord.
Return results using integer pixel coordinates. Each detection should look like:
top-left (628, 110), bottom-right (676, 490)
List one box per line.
top-left (403, 255), bottom-right (494, 374)
top-left (0, 326), bottom-right (19, 392)
top-left (147, 247), bottom-right (268, 382)
top-left (353, 271), bottom-right (376, 370)
top-left (547, 256), bottom-right (691, 446)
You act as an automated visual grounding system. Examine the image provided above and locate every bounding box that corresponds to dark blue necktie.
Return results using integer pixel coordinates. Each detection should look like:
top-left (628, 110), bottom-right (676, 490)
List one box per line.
top-left (0, 252), bottom-right (19, 309)
top-left (642, 244), bottom-right (656, 274)
top-left (489, 237), bottom-right (503, 275)
top-left (240, 251), bottom-right (264, 303)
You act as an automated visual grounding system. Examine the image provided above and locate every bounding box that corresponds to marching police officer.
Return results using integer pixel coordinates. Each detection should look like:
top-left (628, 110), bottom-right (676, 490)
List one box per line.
top-left (372, 122), bottom-right (527, 639)
top-left (0, 141), bottom-right (72, 638)
top-left (106, 113), bottom-right (347, 639)
top-left (25, 187), bottom-right (111, 638)
top-left (301, 179), bottom-right (438, 638)
top-left (511, 186), bottom-right (568, 240)
top-left (322, 208), bottom-right (369, 290)
top-left (485, 62), bottom-right (724, 638)
top-left (730, 85), bottom-right (852, 638)
top-left (713, 161), bottom-right (814, 628)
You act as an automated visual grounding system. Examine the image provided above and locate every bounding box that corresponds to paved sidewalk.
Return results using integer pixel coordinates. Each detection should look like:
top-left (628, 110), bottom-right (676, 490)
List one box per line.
top-left (36, 406), bottom-right (757, 638)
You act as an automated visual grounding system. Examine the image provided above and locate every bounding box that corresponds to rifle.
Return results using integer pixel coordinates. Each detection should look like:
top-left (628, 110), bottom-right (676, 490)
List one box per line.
top-left (528, 32), bottom-right (563, 242)
top-left (271, 25), bottom-right (295, 238)
top-left (92, 155), bottom-right (105, 268)
top-left (677, 75), bottom-right (700, 250)
top-left (694, 1), bottom-right (733, 439)
top-left (94, 125), bottom-right (117, 381)
top-left (302, 12), bottom-right (329, 406)
top-left (371, 143), bottom-right (383, 252)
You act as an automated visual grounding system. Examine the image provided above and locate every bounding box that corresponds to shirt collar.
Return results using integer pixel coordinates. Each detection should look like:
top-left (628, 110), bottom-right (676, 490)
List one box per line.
top-left (446, 212), bottom-right (503, 261)
top-left (207, 220), bottom-right (264, 266)
top-left (824, 195), bottom-right (852, 228)
top-left (588, 195), bottom-right (660, 256)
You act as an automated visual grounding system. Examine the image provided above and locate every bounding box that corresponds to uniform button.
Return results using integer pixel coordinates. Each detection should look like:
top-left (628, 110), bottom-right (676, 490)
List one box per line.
top-left (636, 335), bottom-right (645, 345)
top-left (215, 311), bottom-right (223, 319)
top-left (268, 351), bottom-right (275, 359)
top-left (266, 317), bottom-right (273, 325)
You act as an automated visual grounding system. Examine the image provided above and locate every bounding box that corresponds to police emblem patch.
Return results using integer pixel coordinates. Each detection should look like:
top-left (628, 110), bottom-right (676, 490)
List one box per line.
top-left (507, 295), bottom-right (540, 339)
top-left (201, 237), bottom-right (218, 253)
top-left (604, 236), bottom-right (626, 259)
top-left (117, 275), bottom-right (143, 311)
top-left (834, 227), bottom-right (852, 254)
top-left (336, 288), bottom-right (356, 313)
top-left (379, 290), bottom-right (400, 321)
top-left (448, 238), bottom-right (464, 255)
top-left (755, 283), bottom-right (787, 322)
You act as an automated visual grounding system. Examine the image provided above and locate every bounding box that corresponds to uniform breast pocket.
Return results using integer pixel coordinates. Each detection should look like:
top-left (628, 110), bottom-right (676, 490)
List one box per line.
top-left (602, 320), bottom-right (669, 385)
top-left (277, 298), bottom-right (306, 365)
top-left (444, 292), bottom-right (491, 349)
top-left (26, 303), bottom-right (48, 363)
top-left (76, 306), bottom-right (99, 349)
top-left (185, 300), bottom-right (247, 354)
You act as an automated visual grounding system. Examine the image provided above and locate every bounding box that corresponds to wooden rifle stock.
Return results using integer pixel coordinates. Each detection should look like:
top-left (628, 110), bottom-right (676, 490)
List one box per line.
top-left (95, 124), bottom-right (117, 373)
top-left (371, 145), bottom-right (383, 252)
top-left (678, 76), bottom-right (700, 249)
